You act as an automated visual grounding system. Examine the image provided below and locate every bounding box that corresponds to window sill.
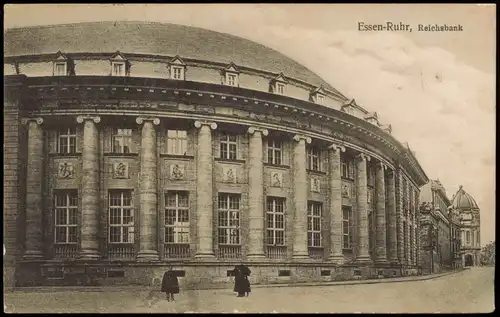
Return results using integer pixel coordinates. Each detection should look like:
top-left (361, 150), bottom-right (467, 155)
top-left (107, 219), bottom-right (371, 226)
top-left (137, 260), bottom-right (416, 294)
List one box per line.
top-left (307, 169), bottom-right (327, 176)
top-left (160, 154), bottom-right (195, 159)
top-left (49, 153), bottom-right (82, 157)
top-left (264, 163), bottom-right (290, 169)
top-left (215, 158), bottom-right (246, 164)
top-left (104, 152), bottom-right (138, 157)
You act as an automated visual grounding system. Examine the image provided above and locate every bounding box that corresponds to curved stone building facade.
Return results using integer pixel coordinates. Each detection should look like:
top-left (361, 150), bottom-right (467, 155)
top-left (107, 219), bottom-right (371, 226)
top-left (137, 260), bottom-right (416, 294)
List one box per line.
top-left (3, 22), bottom-right (428, 288)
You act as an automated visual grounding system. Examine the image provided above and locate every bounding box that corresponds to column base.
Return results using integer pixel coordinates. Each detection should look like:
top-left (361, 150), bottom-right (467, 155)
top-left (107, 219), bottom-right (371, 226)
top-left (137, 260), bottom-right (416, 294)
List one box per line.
top-left (292, 251), bottom-right (310, 260)
top-left (194, 252), bottom-right (216, 259)
top-left (328, 255), bottom-right (344, 265)
top-left (247, 254), bottom-right (266, 260)
top-left (374, 257), bottom-right (389, 264)
top-left (78, 250), bottom-right (101, 260)
top-left (354, 255), bottom-right (372, 264)
top-left (136, 250), bottom-right (160, 262)
top-left (23, 250), bottom-right (44, 260)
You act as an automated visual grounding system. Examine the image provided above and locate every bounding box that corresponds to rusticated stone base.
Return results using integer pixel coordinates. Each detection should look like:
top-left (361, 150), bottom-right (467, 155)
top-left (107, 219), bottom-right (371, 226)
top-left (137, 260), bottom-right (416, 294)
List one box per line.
top-left (12, 260), bottom-right (406, 289)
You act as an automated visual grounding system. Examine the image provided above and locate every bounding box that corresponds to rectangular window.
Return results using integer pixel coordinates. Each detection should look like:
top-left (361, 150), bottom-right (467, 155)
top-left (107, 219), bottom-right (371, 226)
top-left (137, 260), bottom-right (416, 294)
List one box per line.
top-left (112, 62), bottom-right (125, 76)
top-left (171, 66), bottom-right (184, 80)
top-left (167, 130), bottom-right (188, 155)
top-left (218, 194), bottom-right (241, 245)
top-left (403, 221), bottom-right (407, 259)
top-left (316, 94), bottom-right (325, 105)
top-left (54, 62), bottom-right (66, 76)
top-left (108, 190), bottom-right (134, 244)
top-left (266, 197), bottom-right (286, 246)
top-left (220, 133), bottom-right (238, 160)
top-left (276, 83), bottom-right (285, 95)
top-left (307, 147), bottom-right (320, 171)
top-left (307, 202), bottom-right (322, 247)
top-left (267, 140), bottom-right (282, 165)
top-left (341, 157), bottom-right (354, 179)
top-left (226, 73), bottom-right (238, 86)
top-left (466, 231), bottom-right (470, 244)
top-left (342, 206), bottom-right (353, 249)
top-left (112, 128), bottom-right (133, 153)
top-left (54, 190), bottom-right (78, 244)
top-left (165, 191), bottom-right (190, 244)
top-left (57, 127), bottom-right (77, 154)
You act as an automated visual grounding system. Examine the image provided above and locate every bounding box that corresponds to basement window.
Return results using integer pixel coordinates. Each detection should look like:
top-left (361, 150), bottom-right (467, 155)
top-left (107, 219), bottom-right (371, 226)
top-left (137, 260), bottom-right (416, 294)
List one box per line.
top-left (321, 270), bottom-right (331, 277)
top-left (227, 270), bottom-right (235, 277)
top-left (172, 270), bottom-right (186, 278)
top-left (47, 267), bottom-right (64, 279)
top-left (278, 270), bottom-right (291, 277)
top-left (107, 270), bottom-right (125, 278)
top-left (353, 269), bottom-right (361, 276)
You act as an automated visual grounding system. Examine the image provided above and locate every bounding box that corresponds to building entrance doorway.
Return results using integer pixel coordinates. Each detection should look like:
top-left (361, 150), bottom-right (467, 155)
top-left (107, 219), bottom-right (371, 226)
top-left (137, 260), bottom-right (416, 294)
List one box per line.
top-left (465, 254), bottom-right (474, 267)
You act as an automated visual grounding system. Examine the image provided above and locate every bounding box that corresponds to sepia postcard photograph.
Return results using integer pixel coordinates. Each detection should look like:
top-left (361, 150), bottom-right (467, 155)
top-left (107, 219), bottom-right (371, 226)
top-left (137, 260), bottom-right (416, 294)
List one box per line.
top-left (3, 3), bottom-right (495, 314)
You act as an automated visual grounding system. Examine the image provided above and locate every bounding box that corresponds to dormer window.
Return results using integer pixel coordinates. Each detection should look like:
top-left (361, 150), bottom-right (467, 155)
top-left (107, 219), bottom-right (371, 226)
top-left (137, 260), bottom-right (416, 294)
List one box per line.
top-left (53, 51), bottom-right (68, 76)
top-left (169, 56), bottom-right (186, 80)
top-left (110, 51), bottom-right (129, 77)
top-left (316, 94), bottom-right (325, 105)
top-left (364, 112), bottom-right (379, 125)
top-left (311, 86), bottom-right (327, 105)
top-left (271, 73), bottom-right (287, 95)
top-left (223, 63), bottom-right (240, 87)
top-left (341, 99), bottom-right (357, 115)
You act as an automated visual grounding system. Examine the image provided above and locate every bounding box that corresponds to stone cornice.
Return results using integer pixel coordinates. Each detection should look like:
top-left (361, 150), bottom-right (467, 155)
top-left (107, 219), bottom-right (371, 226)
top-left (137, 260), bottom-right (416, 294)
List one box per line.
top-left (5, 75), bottom-right (429, 180)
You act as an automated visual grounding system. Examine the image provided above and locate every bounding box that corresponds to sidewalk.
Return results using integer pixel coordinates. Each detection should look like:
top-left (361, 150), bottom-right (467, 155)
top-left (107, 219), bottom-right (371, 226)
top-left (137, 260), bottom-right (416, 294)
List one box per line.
top-left (11, 268), bottom-right (467, 293)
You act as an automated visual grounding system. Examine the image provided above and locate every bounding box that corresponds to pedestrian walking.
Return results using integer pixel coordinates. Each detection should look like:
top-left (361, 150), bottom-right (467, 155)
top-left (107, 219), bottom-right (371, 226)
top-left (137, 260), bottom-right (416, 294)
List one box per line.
top-left (161, 266), bottom-right (180, 302)
top-left (233, 263), bottom-right (251, 297)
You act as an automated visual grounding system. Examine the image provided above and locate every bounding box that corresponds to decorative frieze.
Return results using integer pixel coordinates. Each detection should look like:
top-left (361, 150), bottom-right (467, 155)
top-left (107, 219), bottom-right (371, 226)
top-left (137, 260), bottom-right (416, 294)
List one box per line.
top-left (112, 162), bottom-right (129, 179)
top-left (57, 162), bottom-right (75, 179)
top-left (270, 171), bottom-right (283, 188)
top-left (169, 163), bottom-right (185, 180)
top-left (310, 177), bottom-right (321, 193)
top-left (222, 166), bottom-right (237, 183)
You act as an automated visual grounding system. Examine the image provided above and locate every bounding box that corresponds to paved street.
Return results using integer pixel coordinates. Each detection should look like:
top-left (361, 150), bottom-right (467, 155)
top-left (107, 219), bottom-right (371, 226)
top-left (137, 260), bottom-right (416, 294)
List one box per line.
top-left (4, 267), bottom-right (494, 313)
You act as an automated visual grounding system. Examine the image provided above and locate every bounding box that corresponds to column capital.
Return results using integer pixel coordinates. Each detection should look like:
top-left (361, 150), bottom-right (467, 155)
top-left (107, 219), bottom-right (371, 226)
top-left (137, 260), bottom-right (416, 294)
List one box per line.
top-left (293, 134), bottom-right (312, 144)
top-left (136, 116), bottom-right (160, 126)
top-left (21, 117), bottom-right (44, 125)
top-left (355, 152), bottom-right (371, 162)
top-left (77, 115), bottom-right (101, 124)
top-left (328, 143), bottom-right (346, 153)
top-left (247, 126), bottom-right (269, 136)
top-left (194, 120), bottom-right (217, 130)
top-left (376, 161), bottom-right (388, 170)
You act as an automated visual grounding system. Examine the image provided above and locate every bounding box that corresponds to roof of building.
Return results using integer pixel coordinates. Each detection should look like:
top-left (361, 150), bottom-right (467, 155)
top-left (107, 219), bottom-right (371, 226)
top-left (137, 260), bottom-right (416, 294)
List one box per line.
top-left (3, 21), bottom-right (336, 92)
top-left (451, 185), bottom-right (479, 211)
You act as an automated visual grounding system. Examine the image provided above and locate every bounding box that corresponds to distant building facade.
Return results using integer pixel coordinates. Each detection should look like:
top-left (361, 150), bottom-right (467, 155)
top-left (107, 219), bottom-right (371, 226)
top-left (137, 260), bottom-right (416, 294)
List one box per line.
top-left (450, 186), bottom-right (481, 267)
top-left (419, 180), bottom-right (456, 274)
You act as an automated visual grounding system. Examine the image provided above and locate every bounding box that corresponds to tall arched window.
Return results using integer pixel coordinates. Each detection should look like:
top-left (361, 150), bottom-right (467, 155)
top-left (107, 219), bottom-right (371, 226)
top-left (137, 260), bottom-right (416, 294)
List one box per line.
top-left (466, 231), bottom-right (471, 244)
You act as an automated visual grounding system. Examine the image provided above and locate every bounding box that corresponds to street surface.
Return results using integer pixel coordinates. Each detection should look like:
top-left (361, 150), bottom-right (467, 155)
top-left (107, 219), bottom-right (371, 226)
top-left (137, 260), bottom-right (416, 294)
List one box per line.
top-left (4, 267), bottom-right (494, 313)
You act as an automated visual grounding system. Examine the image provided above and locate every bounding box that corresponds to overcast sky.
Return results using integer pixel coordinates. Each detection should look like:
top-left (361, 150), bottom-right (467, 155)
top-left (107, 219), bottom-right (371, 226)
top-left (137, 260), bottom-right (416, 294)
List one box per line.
top-left (4, 4), bottom-right (496, 245)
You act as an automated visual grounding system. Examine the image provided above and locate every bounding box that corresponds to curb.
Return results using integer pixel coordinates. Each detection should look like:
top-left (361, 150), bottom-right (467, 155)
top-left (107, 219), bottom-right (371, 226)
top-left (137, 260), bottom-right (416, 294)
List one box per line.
top-left (9, 269), bottom-right (468, 293)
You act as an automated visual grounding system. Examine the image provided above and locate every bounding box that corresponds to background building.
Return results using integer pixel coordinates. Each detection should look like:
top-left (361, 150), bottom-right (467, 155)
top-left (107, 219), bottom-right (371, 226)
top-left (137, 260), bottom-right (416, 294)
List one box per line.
top-left (450, 186), bottom-right (481, 267)
top-left (419, 180), bottom-right (456, 274)
top-left (4, 22), bottom-right (428, 289)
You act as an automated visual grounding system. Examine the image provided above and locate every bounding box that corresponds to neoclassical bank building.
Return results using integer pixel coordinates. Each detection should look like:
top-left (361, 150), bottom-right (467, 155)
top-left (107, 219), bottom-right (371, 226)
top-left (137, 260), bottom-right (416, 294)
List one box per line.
top-left (3, 22), bottom-right (428, 288)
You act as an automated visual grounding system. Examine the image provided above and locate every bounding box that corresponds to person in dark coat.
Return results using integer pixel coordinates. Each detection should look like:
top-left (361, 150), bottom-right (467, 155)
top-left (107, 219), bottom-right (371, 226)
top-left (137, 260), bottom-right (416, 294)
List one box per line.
top-left (161, 267), bottom-right (180, 302)
top-left (233, 263), bottom-right (251, 297)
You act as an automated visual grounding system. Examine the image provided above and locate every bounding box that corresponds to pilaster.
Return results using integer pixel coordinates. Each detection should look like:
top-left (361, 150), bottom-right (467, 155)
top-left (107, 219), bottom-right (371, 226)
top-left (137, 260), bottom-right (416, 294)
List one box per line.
top-left (21, 117), bottom-right (45, 260)
top-left (194, 120), bottom-right (218, 259)
top-left (292, 134), bottom-right (311, 260)
top-left (136, 117), bottom-right (161, 262)
top-left (77, 115), bottom-right (101, 260)
top-left (247, 126), bottom-right (268, 259)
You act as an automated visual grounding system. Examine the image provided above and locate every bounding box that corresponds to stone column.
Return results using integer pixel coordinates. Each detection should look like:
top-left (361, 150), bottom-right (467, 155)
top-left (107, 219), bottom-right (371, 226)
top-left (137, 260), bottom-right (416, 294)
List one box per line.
top-left (22, 117), bottom-right (45, 260)
top-left (386, 170), bottom-right (398, 263)
top-left (328, 144), bottom-right (345, 264)
top-left (77, 115), bottom-right (101, 260)
top-left (355, 153), bottom-right (371, 262)
top-left (292, 134), bottom-right (311, 259)
top-left (375, 162), bottom-right (388, 263)
top-left (194, 120), bottom-right (217, 258)
top-left (247, 127), bottom-right (268, 259)
top-left (136, 117), bottom-right (160, 261)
